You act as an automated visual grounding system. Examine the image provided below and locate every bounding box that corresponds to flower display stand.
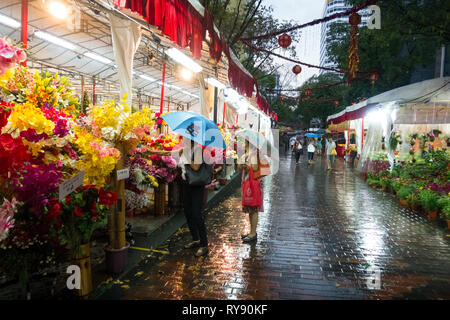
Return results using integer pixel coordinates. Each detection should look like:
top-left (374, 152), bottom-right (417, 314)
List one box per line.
top-left (72, 243), bottom-right (92, 297)
top-left (154, 183), bottom-right (167, 216)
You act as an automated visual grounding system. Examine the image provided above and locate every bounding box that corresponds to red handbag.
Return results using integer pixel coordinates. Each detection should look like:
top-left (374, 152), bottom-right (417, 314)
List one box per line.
top-left (241, 165), bottom-right (263, 207)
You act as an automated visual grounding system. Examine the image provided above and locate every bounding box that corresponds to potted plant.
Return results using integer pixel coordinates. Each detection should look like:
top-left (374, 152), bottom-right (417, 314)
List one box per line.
top-left (56, 186), bottom-right (117, 296)
top-left (438, 197), bottom-right (450, 229)
top-left (418, 190), bottom-right (439, 220)
top-left (398, 186), bottom-right (413, 207)
top-left (379, 177), bottom-right (392, 192)
top-left (406, 192), bottom-right (420, 211)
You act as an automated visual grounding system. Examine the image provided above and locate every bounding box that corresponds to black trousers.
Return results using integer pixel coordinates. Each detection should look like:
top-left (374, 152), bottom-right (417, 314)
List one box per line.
top-left (295, 150), bottom-right (302, 162)
top-left (182, 182), bottom-right (208, 247)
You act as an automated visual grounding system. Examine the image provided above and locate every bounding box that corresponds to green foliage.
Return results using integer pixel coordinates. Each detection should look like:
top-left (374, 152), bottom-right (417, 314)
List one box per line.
top-left (407, 192), bottom-right (420, 207)
top-left (379, 177), bottom-right (392, 190)
top-left (398, 186), bottom-right (415, 200)
top-left (418, 190), bottom-right (439, 211)
top-left (367, 178), bottom-right (380, 188)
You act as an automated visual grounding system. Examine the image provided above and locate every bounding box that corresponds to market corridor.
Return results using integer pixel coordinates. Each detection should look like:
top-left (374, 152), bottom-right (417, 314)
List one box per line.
top-left (100, 153), bottom-right (450, 300)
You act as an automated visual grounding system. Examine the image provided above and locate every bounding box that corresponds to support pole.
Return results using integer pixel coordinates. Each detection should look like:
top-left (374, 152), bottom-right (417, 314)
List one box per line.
top-left (160, 63), bottom-right (166, 114)
top-left (81, 75), bottom-right (85, 113)
top-left (213, 87), bottom-right (218, 124)
top-left (21, 0), bottom-right (28, 67)
top-left (361, 117), bottom-right (364, 151)
top-left (92, 77), bottom-right (96, 106)
top-left (222, 102), bottom-right (226, 126)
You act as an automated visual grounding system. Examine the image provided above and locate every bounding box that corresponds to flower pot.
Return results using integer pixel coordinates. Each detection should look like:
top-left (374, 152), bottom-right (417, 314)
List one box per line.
top-left (154, 183), bottom-right (167, 216)
top-left (427, 210), bottom-right (438, 220)
top-left (72, 243), bottom-right (93, 297)
top-left (399, 198), bottom-right (409, 207)
top-left (104, 242), bottom-right (130, 274)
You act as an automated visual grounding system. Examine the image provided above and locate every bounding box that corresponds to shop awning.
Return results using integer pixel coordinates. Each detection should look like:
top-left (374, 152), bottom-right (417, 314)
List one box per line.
top-left (328, 77), bottom-right (450, 124)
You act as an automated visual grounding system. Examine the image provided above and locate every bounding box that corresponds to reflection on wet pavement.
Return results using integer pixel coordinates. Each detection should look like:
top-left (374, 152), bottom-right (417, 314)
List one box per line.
top-left (101, 153), bottom-right (450, 300)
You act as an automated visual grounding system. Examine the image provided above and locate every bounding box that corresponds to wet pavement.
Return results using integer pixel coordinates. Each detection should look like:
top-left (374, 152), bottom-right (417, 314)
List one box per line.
top-left (99, 153), bottom-right (450, 300)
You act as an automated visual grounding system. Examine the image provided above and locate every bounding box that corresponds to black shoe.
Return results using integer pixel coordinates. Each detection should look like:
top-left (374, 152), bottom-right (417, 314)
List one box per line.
top-left (242, 234), bottom-right (257, 243)
top-left (184, 240), bottom-right (200, 249)
top-left (241, 234), bottom-right (249, 239)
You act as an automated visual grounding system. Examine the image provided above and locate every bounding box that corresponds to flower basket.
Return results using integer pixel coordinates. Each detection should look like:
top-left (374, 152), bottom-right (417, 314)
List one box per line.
top-left (148, 149), bottom-right (178, 156)
top-left (154, 183), bottom-right (167, 216)
top-left (72, 243), bottom-right (93, 297)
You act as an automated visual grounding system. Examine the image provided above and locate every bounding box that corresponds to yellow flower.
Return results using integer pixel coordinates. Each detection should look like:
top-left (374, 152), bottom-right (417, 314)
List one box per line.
top-left (9, 102), bottom-right (55, 135)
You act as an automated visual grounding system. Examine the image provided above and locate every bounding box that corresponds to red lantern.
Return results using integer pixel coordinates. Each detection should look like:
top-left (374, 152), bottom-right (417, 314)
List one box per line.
top-left (292, 65), bottom-right (302, 75)
top-left (349, 12), bottom-right (361, 26)
top-left (370, 73), bottom-right (379, 85)
top-left (278, 33), bottom-right (292, 49)
top-left (305, 89), bottom-right (311, 98)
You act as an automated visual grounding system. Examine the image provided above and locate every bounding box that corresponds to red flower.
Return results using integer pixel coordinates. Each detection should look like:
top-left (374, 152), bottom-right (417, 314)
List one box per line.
top-left (82, 184), bottom-right (96, 190)
top-left (47, 198), bottom-right (61, 220)
top-left (0, 103), bottom-right (12, 129)
top-left (211, 150), bottom-right (216, 157)
top-left (99, 188), bottom-right (117, 206)
top-left (74, 206), bottom-right (83, 217)
top-left (156, 118), bottom-right (163, 125)
top-left (65, 196), bottom-right (71, 205)
top-left (91, 202), bottom-right (98, 216)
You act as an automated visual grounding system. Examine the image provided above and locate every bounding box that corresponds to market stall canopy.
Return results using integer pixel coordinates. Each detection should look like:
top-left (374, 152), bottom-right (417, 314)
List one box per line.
top-left (328, 77), bottom-right (450, 125)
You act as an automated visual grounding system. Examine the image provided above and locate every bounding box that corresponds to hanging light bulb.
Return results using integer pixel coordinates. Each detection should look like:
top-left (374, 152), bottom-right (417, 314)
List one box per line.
top-left (47, 1), bottom-right (70, 19)
top-left (181, 68), bottom-right (193, 81)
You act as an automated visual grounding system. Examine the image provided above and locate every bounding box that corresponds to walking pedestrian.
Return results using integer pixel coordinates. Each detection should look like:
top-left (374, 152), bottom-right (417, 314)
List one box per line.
top-left (317, 139), bottom-right (322, 156)
top-left (326, 137), bottom-right (337, 170)
top-left (282, 133), bottom-right (289, 154)
top-left (294, 139), bottom-right (303, 164)
top-left (289, 136), bottom-right (296, 154)
top-left (307, 139), bottom-right (316, 165)
top-left (239, 140), bottom-right (267, 243)
top-left (179, 140), bottom-right (212, 257)
top-left (321, 137), bottom-right (326, 156)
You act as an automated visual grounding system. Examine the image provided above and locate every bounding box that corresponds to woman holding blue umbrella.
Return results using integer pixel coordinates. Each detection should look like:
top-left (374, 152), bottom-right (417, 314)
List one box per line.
top-left (162, 111), bottom-right (226, 257)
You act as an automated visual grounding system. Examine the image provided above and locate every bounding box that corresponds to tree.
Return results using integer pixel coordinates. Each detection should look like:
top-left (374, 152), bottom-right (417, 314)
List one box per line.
top-left (293, 73), bottom-right (348, 126)
top-left (200, 1), bottom-right (301, 82)
top-left (326, 0), bottom-right (450, 105)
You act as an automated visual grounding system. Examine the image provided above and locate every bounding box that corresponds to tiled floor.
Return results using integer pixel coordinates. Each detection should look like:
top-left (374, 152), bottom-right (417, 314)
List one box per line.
top-left (100, 153), bottom-right (450, 300)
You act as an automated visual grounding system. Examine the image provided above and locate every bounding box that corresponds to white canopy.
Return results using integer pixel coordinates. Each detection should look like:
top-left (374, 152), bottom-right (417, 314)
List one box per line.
top-left (328, 77), bottom-right (450, 122)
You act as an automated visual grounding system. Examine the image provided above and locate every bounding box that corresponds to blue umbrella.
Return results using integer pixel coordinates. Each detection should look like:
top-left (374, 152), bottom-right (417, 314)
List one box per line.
top-left (161, 111), bottom-right (226, 149)
top-left (305, 133), bottom-right (321, 138)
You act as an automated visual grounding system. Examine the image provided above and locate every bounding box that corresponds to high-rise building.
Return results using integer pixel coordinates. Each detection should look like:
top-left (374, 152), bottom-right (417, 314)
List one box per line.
top-left (319, 0), bottom-right (369, 74)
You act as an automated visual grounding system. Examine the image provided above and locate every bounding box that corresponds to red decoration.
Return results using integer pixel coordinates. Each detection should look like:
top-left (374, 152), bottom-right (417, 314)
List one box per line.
top-left (292, 65), bottom-right (302, 75)
top-left (305, 89), bottom-right (312, 98)
top-left (278, 33), bottom-right (292, 49)
top-left (334, 100), bottom-right (340, 107)
top-left (280, 95), bottom-right (284, 102)
top-left (349, 12), bottom-right (362, 26)
top-left (348, 12), bottom-right (361, 86)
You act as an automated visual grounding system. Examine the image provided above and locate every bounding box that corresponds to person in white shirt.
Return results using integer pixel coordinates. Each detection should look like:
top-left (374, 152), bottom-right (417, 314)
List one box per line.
top-left (307, 139), bottom-right (316, 164)
top-left (294, 139), bottom-right (302, 164)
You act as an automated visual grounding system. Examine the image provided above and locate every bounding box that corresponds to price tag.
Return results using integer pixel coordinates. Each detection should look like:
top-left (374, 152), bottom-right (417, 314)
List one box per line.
top-left (117, 168), bottom-right (130, 181)
top-left (59, 170), bottom-right (84, 201)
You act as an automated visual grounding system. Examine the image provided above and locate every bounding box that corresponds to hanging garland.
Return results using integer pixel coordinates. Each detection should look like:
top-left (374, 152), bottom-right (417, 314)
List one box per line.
top-left (279, 94), bottom-right (342, 103)
top-left (348, 12), bottom-right (361, 85)
top-left (240, 0), bottom-right (381, 41)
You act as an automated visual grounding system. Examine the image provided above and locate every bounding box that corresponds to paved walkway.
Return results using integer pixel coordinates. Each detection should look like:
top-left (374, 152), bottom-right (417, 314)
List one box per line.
top-left (100, 153), bottom-right (450, 300)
